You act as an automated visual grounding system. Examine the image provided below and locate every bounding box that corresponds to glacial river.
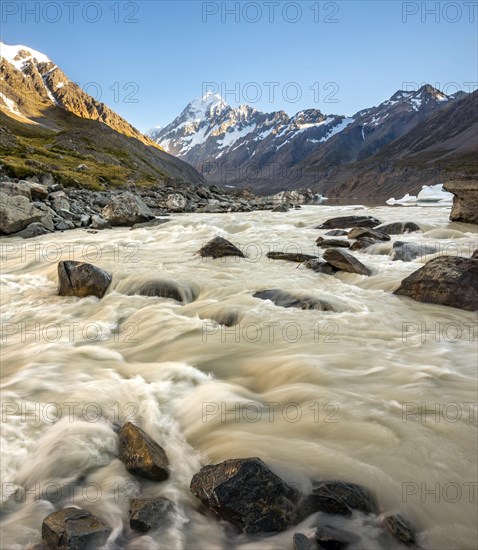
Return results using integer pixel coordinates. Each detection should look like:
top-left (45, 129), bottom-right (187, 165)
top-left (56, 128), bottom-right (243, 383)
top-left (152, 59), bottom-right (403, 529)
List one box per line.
top-left (1, 204), bottom-right (477, 549)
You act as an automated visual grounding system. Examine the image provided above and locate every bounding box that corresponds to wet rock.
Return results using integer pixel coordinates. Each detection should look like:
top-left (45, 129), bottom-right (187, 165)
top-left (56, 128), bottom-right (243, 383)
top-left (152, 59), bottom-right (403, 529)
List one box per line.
top-left (303, 259), bottom-right (339, 275)
top-left (90, 215), bottom-right (111, 230)
top-left (472, 249), bottom-right (478, 260)
top-left (443, 181), bottom-right (478, 224)
top-left (190, 457), bottom-right (299, 534)
top-left (325, 230), bottom-right (348, 236)
top-left (132, 279), bottom-right (197, 303)
top-left (267, 252), bottom-right (318, 263)
top-left (375, 221), bottom-right (420, 235)
top-left (118, 422), bottom-right (169, 481)
top-left (293, 533), bottom-right (316, 550)
top-left (130, 218), bottom-right (170, 229)
top-left (315, 525), bottom-right (359, 549)
top-left (57, 261), bottom-right (112, 299)
top-left (347, 227), bottom-right (390, 241)
top-left (210, 310), bottom-right (239, 327)
top-left (317, 215), bottom-right (381, 230)
top-left (391, 241), bottom-right (439, 262)
top-left (316, 237), bottom-right (350, 248)
top-left (102, 192), bottom-right (155, 226)
top-left (166, 193), bottom-right (187, 212)
top-left (384, 515), bottom-right (416, 547)
top-left (350, 238), bottom-right (377, 251)
top-left (42, 507), bottom-right (111, 550)
top-left (0, 192), bottom-right (44, 234)
top-left (323, 249), bottom-right (372, 276)
top-left (301, 480), bottom-right (376, 518)
top-left (394, 256), bottom-right (478, 311)
top-left (253, 289), bottom-right (333, 311)
top-left (14, 222), bottom-right (52, 239)
top-left (272, 204), bottom-right (289, 212)
top-left (129, 497), bottom-right (174, 533)
top-left (197, 236), bottom-right (245, 259)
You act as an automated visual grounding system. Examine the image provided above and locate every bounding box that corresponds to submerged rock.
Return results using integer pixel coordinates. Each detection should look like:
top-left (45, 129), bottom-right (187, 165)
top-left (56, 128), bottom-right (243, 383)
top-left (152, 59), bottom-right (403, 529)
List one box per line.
top-left (303, 259), bottom-right (339, 275)
top-left (325, 230), bottom-right (348, 236)
top-left (316, 215), bottom-right (381, 230)
top-left (129, 497), bottom-right (174, 533)
top-left (316, 237), bottom-right (351, 248)
top-left (394, 256), bottom-right (478, 311)
top-left (376, 221), bottom-right (420, 235)
top-left (132, 279), bottom-right (197, 303)
top-left (57, 261), bottom-right (112, 299)
top-left (196, 236), bottom-right (245, 259)
top-left (118, 422), bottom-right (169, 481)
top-left (384, 515), bottom-right (417, 547)
top-left (272, 204), bottom-right (289, 212)
top-left (267, 252), bottom-right (318, 263)
top-left (301, 480), bottom-right (377, 518)
top-left (347, 227), bottom-right (390, 241)
top-left (315, 525), bottom-right (359, 549)
top-left (253, 289), bottom-right (334, 311)
top-left (293, 533), bottom-right (316, 550)
top-left (190, 457), bottom-right (299, 534)
top-left (391, 241), bottom-right (438, 262)
top-left (42, 507), bottom-right (110, 550)
top-left (102, 192), bottom-right (155, 226)
top-left (323, 249), bottom-right (372, 276)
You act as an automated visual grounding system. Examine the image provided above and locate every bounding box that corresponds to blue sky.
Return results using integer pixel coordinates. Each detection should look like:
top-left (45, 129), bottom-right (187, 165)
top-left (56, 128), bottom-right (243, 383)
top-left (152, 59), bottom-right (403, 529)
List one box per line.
top-left (2, 1), bottom-right (477, 131)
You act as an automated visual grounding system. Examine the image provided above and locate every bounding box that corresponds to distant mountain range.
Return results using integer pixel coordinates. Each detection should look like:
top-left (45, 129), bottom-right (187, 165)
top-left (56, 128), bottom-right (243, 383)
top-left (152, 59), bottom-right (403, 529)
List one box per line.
top-left (0, 43), bottom-right (203, 188)
top-left (148, 87), bottom-right (477, 198)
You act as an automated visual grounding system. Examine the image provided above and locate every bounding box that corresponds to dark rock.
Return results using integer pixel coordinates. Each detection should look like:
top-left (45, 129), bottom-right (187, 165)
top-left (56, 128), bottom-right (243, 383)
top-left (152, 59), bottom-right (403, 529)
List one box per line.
top-left (303, 259), bottom-right (339, 275)
top-left (253, 289), bottom-right (334, 311)
top-left (443, 181), bottom-right (478, 224)
top-left (197, 236), bottom-right (245, 259)
top-left (90, 215), bottom-right (111, 230)
top-left (132, 280), bottom-right (197, 304)
top-left (316, 238), bottom-right (351, 248)
top-left (293, 533), bottom-right (316, 550)
top-left (102, 192), bottom-right (155, 226)
top-left (57, 261), bottom-right (112, 299)
top-left (0, 192), bottom-right (44, 234)
top-left (272, 204), bottom-right (289, 212)
top-left (130, 218), bottom-right (170, 229)
top-left (301, 480), bottom-right (376, 518)
top-left (190, 457), bottom-right (299, 534)
top-left (472, 249), bottom-right (478, 260)
top-left (118, 422), bottom-right (169, 481)
top-left (315, 525), bottom-right (359, 549)
top-left (384, 515), bottom-right (416, 547)
top-left (347, 227), bottom-right (390, 241)
top-left (394, 256), bottom-right (478, 311)
top-left (55, 220), bottom-right (75, 231)
top-left (323, 249), bottom-right (372, 276)
top-left (350, 238), bottom-right (377, 251)
top-left (316, 216), bottom-right (381, 230)
top-left (42, 507), bottom-right (110, 550)
top-left (129, 497), bottom-right (174, 533)
top-left (375, 221), bottom-right (421, 235)
top-left (325, 230), bottom-right (348, 236)
top-left (210, 310), bottom-right (239, 327)
top-left (391, 241), bottom-right (439, 262)
top-left (14, 222), bottom-right (52, 239)
top-left (267, 252), bottom-right (318, 263)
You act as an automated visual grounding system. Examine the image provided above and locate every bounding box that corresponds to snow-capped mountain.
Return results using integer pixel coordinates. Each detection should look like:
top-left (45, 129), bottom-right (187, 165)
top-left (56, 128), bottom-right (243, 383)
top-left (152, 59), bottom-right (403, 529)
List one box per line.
top-left (148, 85), bottom-right (474, 196)
top-left (0, 42), bottom-right (204, 186)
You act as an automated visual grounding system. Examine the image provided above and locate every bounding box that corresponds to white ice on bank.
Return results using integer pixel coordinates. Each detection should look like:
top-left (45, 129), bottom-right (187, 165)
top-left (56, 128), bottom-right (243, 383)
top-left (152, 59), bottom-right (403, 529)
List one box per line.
top-left (386, 184), bottom-right (453, 206)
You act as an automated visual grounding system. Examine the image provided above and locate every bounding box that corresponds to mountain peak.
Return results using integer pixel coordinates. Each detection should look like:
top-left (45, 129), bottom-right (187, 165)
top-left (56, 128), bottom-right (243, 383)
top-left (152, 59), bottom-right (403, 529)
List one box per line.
top-left (0, 42), bottom-right (52, 70)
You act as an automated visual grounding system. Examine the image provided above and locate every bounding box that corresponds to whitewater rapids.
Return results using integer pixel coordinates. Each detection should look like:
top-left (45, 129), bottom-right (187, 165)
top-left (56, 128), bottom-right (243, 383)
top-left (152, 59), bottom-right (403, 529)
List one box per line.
top-left (1, 204), bottom-right (477, 549)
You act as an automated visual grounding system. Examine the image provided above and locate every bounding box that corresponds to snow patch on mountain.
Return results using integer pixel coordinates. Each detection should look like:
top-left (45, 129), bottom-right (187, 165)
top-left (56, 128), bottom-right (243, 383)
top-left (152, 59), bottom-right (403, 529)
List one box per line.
top-left (0, 42), bottom-right (51, 70)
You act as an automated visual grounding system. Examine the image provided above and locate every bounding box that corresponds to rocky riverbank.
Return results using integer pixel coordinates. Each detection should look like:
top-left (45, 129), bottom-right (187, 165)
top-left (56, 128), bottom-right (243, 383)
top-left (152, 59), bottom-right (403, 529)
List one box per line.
top-left (0, 175), bottom-right (276, 238)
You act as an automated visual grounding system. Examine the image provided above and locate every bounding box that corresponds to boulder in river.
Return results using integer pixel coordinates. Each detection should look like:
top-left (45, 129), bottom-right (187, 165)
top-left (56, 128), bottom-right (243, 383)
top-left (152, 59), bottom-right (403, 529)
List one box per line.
top-left (129, 497), bottom-right (174, 533)
top-left (190, 457), bottom-right (299, 534)
top-left (0, 192), bottom-right (44, 234)
top-left (316, 215), bottom-right (381, 230)
top-left (316, 237), bottom-right (351, 248)
top-left (118, 422), bottom-right (169, 481)
top-left (293, 532), bottom-right (316, 550)
top-left (350, 238), bottom-right (377, 251)
top-left (375, 221), bottom-right (420, 235)
top-left (196, 236), bottom-right (245, 259)
top-left (102, 192), bottom-right (155, 226)
top-left (347, 227), bottom-right (390, 241)
top-left (384, 515), bottom-right (417, 547)
top-left (132, 279), bottom-right (197, 303)
top-left (443, 181), bottom-right (478, 224)
top-left (57, 261), bottom-right (112, 299)
top-left (303, 259), bottom-right (338, 275)
top-left (300, 480), bottom-right (377, 518)
top-left (325, 230), bottom-right (348, 237)
top-left (253, 289), bottom-right (334, 311)
top-left (323, 249), bottom-right (372, 276)
top-left (42, 507), bottom-right (111, 550)
top-left (394, 256), bottom-right (478, 311)
top-left (272, 204), bottom-right (289, 212)
top-left (267, 252), bottom-right (318, 263)
top-left (391, 241), bottom-right (439, 262)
